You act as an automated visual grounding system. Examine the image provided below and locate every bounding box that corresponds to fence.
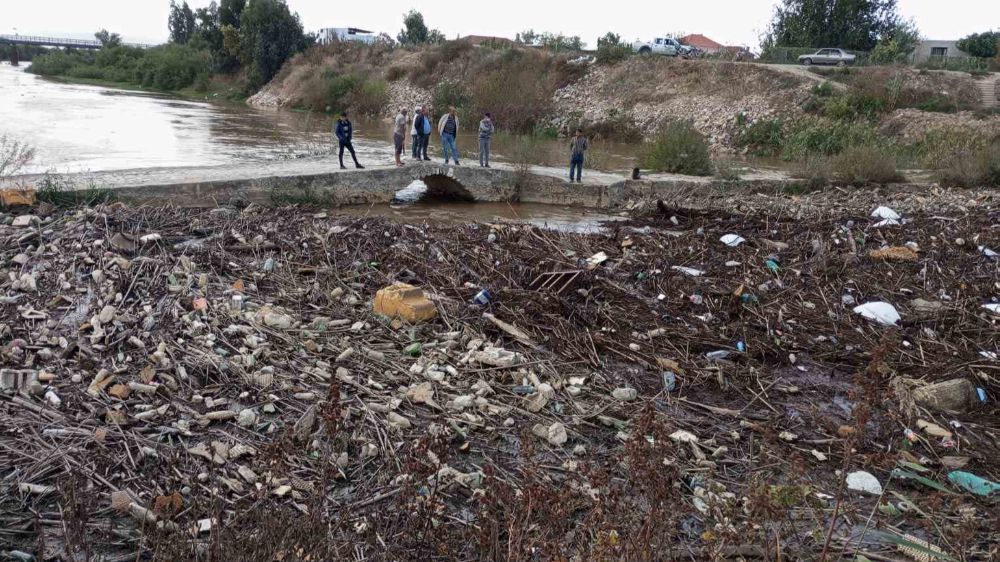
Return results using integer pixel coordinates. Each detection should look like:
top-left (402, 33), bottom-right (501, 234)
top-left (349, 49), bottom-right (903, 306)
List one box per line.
top-left (915, 55), bottom-right (995, 72)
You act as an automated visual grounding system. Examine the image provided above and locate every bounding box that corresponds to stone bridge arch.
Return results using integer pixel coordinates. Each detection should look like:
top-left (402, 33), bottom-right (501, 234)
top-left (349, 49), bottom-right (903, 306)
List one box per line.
top-left (420, 173), bottom-right (475, 202)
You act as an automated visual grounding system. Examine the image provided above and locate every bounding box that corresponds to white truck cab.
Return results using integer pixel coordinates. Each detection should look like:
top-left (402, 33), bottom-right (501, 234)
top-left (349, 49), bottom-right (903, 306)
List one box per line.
top-left (634, 37), bottom-right (693, 57)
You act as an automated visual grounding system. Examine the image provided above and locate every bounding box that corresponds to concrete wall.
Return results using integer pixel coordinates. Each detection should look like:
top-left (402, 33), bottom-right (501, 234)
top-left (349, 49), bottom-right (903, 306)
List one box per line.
top-left (913, 40), bottom-right (970, 64)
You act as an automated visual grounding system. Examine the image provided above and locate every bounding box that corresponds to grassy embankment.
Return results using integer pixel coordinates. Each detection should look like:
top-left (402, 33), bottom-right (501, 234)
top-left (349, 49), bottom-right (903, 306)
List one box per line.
top-left (735, 66), bottom-right (1000, 187)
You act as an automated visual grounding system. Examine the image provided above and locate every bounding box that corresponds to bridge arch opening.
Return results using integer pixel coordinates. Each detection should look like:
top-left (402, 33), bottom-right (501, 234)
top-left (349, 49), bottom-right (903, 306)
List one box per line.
top-left (392, 174), bottom-right (474, 204)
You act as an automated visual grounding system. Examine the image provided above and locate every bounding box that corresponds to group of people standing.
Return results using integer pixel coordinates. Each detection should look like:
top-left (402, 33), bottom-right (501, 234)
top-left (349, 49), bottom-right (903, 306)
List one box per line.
top-left (391, 106), bottom-right (494, 168)
top-left (334, 108), bottom-right (589, 182)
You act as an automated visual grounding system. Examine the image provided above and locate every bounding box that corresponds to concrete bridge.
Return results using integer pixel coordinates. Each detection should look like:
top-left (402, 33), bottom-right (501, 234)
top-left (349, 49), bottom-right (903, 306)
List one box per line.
top-left (5, 158), bottom-right (794, 209)
top-left (0, 34), bottom-right (154, 50)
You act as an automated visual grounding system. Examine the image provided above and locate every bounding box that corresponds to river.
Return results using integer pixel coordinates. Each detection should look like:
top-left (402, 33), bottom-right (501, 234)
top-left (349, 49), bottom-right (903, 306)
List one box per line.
top-left (0, 63), bottom-right (644, 175)
top-left (0, 63), bottom-right (633, 230)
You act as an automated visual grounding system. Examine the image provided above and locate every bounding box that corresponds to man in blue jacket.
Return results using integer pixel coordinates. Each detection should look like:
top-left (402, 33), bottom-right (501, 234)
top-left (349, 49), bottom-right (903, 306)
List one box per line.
top-left (334, 112), bottom-right (364, 169)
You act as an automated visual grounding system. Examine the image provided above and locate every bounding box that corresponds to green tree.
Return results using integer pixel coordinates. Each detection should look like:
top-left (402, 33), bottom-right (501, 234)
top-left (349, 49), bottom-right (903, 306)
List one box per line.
top-left (516, 30), bottom-right (539, 45)
top-left (538, 32), bottom-right (584, 52)
top-left (194, 2), bottom-right (223, 53)
top-left (168, 0), bottom-right (197, 44)
top-left (764, 0), bottom-right (905, 51)
top-left (397, 10), bottom-right (443, 45)
top-left (94, 29), bottom-right (122, 48)
top-left (957, 31), bottom-right (999, 59)
top-left (596, 32), bottom-right (630, 64)
top-left (219, 0), bottom-right (246, 28)
top-left (868, 19), bottom-right (919, 64)
top-left (239, 0), bottom-right (307, 89)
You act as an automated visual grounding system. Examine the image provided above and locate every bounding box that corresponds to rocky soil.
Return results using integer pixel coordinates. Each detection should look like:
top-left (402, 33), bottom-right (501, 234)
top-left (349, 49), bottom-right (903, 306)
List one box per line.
top-left (1, 190), bottom-right (998, 560)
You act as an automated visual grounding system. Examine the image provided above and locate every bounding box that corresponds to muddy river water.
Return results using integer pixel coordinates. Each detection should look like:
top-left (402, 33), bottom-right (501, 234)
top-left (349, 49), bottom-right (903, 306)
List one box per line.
top-left (1, 63), bottom-right (638, 228)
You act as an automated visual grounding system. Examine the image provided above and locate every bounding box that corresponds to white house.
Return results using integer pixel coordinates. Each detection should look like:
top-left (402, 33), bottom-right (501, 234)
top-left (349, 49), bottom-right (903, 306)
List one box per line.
top-left (912, 40), bottom-right (970, 64)
top-left (317, 28), bottom-right (376, 45)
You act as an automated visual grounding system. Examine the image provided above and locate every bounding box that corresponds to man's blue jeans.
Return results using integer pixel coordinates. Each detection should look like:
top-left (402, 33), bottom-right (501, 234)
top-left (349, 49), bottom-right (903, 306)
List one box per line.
top-left (570, 153), bottom-right (584, 181)
top-left (442, 133), bottom-right (459, 164)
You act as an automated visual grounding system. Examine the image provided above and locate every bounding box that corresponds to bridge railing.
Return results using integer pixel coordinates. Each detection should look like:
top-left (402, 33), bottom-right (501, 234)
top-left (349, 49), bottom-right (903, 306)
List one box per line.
top-left (0, 34), bottom-right (154, 49)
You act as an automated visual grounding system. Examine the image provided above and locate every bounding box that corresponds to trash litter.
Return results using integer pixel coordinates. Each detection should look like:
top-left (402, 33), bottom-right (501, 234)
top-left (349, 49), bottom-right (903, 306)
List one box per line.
top-left (671, 266), bottom-right (705, 277)
top-left (720, 234), bottom-right (746, 247)
top-left (869, 246), bottom-right (919, 262)
top-left (853, 302), bottom-right (901, 326)
top-left (978, 245), bottom-right (997, 259)
top-left (662, 372), bottom-right (677, 392)
top-left (611, 387), bottom-right (638, 401)
top-left (1, 187), bottom-right (36, 207)
top-left (1, 200), bottom-right (996, 556)
top-left (473, 289), bottom-right (492, 305)
top-left (947, 471), bottom-right (1000, 497)
top-left (586, 251), bottom-right (608, 270)
top-left (373, 283), bottom-right (438, 323)
top-left (871, 206), bottom-right (901, 220)
top-left (846, 471), bottom-right (883, 495)
top-left (911, 379), bottom-right (976, 412)
top-left (983, 303), bottom-right (1000, 314)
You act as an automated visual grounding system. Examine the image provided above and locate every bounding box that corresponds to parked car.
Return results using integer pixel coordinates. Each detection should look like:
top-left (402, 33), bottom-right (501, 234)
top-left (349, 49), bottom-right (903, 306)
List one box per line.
top-left (633, 37), bottom-right (694, 57)
top-left (798, 48), bottom-right (856, 66)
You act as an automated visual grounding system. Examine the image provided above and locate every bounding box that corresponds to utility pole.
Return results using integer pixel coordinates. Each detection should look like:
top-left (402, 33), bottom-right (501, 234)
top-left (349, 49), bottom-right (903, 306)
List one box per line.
top-left (9, 27), bottom-right (19, 66)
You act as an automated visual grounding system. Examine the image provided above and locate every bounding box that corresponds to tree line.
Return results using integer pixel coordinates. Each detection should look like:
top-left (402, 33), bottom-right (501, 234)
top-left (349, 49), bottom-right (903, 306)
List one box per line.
top-left (762, 0), bottom-right (998, 65)
top-left (27, 0), bottom-right (311, 94)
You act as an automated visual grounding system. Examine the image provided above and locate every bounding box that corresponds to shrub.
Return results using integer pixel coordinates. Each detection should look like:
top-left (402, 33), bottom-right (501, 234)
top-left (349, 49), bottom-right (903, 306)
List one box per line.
top-left (734, 115), bottom-right (785, 157)
top-left (830, 145), bottom-right (902, 184)
top-left (432, 81), bottom-right (472, 115)
top-left (811, 81), bottom-right (834, 97)
top-left (465, 51), bottom-right (557, 134)
top-left (595, 32), bottom-right (631, 65)
top-left (937, 142), bottom-right (1000, 187)
top-left (640, 120), bottom-right (712, 176)
top-left (299, 71), bottom-right (388, 115)
top-left (385, 65), bottom-right (406, 82)
top-left (781, 117), bottom-right (881, 161)
top-left (791, 156), bottom-right (832, 189)
top-left (576, 110), bottom-right (643, 142)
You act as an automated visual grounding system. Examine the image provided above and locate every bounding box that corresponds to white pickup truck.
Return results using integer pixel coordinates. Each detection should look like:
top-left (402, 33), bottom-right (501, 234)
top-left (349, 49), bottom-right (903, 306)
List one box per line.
top-left (633, 37), bottom-right (694, 57)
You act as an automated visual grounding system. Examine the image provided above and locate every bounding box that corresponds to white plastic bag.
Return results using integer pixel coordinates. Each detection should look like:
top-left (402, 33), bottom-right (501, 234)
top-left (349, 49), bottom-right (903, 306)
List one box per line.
top-left (871, 206), bottom-right (901, 220)
top-left (853, 302), bottom-right (901, 326)
top-left (720, 234), bottom-right (746, 247)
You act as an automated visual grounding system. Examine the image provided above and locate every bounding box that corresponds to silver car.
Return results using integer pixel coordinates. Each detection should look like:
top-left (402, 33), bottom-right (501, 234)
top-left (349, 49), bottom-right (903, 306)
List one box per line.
top-left (798, 48), bottom-right (856, 66)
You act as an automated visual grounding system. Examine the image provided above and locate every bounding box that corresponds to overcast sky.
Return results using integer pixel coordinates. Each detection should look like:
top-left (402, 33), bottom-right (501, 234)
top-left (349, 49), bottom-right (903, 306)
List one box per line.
top-left (4, 0), bottom-right (998, 49)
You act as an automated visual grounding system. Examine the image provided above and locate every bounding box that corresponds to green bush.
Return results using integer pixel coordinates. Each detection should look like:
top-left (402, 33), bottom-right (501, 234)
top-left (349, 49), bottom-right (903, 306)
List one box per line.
top-left (299, 71), bottom-right (388, 115)
top-left (640, 120), bottom-right (713, 176)
top-left (781, 117), bottom-right (881, 161)
top-left (29, 44), bottom-right (211, 91)
top-left (830, 145), bottom-right (902, 184)
top-left (811, 82), bottom-right (834, 97)
top-left (432, 81), bottom-right (472, 114)
top-left (595, 32), bottom-right (631, 65)
top-left (734, 115), bottom-right (785, 157)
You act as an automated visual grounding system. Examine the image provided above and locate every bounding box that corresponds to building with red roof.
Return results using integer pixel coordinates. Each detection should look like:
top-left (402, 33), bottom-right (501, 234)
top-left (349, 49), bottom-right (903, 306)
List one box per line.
top-left (679, 34), bottom-right (725, 53)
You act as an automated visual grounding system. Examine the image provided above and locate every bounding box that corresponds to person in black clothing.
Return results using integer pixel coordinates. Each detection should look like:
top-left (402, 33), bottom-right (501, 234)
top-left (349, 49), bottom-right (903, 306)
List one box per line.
top-left (334, 112), bottom-right (364, 169)
top-left (415, 105), bottom-right (431, 161)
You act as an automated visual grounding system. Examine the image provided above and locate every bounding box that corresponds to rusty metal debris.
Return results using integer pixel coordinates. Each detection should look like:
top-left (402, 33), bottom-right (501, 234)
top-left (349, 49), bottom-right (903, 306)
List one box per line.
top-left (528, 269), bottom-right (583, 294)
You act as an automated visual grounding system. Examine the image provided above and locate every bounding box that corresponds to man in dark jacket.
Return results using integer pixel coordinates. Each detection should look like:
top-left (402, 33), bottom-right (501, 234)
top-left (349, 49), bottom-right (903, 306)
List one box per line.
top-left (416, 105), bottom-right (431, 161)
top-left (334, 112), bottom-right (364, 169)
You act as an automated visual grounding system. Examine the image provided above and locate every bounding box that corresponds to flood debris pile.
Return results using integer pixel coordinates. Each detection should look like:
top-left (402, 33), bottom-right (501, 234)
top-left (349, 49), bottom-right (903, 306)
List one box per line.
top-left (1, 202), bottom-right (998, 561)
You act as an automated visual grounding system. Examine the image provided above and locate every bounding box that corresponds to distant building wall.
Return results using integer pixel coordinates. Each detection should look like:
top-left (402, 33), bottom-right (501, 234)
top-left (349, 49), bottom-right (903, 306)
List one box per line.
top-left (912, 40), bottom-right (969, 64)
